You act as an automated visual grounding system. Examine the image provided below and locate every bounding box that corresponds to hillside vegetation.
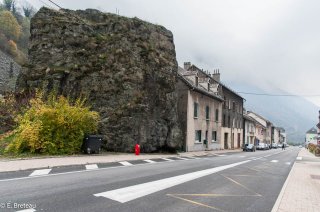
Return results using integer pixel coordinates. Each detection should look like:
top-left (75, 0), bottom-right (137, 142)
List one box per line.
top-left (0, 0), bottom-right (36, 64)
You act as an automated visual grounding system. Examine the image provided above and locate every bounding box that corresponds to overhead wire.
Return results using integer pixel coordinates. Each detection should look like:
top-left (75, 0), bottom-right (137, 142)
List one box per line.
top-left (237, 92), bottom-right (320, 97)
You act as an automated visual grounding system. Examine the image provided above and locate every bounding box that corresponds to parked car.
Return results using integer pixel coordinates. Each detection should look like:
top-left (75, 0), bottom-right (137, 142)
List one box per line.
top-left (272, 143), bottom-right (278, 149)
top-left (277, 143), bottom-right (283, 148)
top-left (257, 143), bottom-right (266, 150)
top-left (243, 144), bottom-right (256, 152)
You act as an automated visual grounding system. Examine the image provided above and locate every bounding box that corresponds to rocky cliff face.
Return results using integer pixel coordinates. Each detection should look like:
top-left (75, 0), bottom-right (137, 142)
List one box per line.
top-left (0, 50), bottom-right (21, 94)
top-left (16, 7), bottom-right (182, 152)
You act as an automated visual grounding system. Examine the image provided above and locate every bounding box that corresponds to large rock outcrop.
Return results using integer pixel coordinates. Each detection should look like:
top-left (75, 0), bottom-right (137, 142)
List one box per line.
top-left (0, 50), bottom-right (21, 94)
top-left (16, 7), bottom-right (182, 152)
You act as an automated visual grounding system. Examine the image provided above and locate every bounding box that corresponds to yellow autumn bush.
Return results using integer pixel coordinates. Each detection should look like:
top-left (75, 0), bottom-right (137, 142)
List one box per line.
top-left (6, 92), bottom-right (100, 155)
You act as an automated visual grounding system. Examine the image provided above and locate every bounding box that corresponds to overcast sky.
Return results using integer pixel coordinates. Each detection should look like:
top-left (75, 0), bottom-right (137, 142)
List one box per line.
top-left (24, 0), bottom-right (320, 106)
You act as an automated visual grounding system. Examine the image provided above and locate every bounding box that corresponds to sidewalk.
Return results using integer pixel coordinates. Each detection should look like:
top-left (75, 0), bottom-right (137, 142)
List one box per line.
top-left (0, 149), bottom-right (241, 172)
top-left (272, 148), bottom-right (320, 212)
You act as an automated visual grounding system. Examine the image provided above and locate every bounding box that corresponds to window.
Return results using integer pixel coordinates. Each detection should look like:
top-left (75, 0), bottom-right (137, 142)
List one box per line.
top-left (205, 106), bottom-right (210, 120)
top-left (212, 131), bottom-right (217, 142)
top-left (215, 109), bottom-right (219, 121)
top-left (228, 116), bottom-right (231, 127)
top-left (195, 130), bottom-right (201, 143)
top-left (233, 101), bottom-right (236, 111)
top-left (195, 76), bottom-right (199, 87)
top-left (223, 114), bottom-right (226, 126)
top-left (194, 102), bottom-right (198, 118)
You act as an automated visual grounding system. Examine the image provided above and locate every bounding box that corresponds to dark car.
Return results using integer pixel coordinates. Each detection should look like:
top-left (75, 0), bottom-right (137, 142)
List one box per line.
top-left (243, 144), bottom-right (256, 152)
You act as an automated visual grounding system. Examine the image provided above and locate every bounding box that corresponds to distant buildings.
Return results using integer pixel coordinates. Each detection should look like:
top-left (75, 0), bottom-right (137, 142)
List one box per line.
top-left (177, 62), bottom-right (284, 152)
top-left (305, 127), bottom-right (317, 145)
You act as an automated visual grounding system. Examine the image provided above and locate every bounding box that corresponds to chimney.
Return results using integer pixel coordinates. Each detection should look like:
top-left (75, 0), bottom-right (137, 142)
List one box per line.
top-left (212, 69), bottom-right (220, 82)
top-left (184, 62), bottom-right (191, 70)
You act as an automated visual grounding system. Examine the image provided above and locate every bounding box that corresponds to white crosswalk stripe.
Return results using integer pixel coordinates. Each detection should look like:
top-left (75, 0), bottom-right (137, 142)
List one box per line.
top-left (161, 158), bottom-right (174, 161)
top-left (16, 209), bottom-right (36, 212)
top-left (285, 162), bottom-right (291, 165)
top-left (119, 161), bottom-right (133, 166)
top-left (29, 169), bottom-right (52, 177)
top-left (296, 157), bottom-right (302, 160)
top-left (86, 164), bottom-right (99, 170)
top-left (144, 159), bottom-right (156, 163)
top-left (271, 160), bottom-right (278, 163)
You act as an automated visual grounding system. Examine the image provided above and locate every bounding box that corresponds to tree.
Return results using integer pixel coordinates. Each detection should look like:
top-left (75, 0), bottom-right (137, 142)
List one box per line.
top-left (22, 4), bottom-right (36, 18)
top-left (3, 0), bottom-right (13, 11)
top-left (0, 10), bottom-right (21, 40)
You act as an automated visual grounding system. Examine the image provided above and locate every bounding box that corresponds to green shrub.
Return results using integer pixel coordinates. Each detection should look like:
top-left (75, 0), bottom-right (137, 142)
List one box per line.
top-left (5, 92), bottom-right (100, 155)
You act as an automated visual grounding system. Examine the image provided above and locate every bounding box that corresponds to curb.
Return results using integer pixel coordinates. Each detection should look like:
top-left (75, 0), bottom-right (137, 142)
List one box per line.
top-left (271, 150), bottom-right (299, 212)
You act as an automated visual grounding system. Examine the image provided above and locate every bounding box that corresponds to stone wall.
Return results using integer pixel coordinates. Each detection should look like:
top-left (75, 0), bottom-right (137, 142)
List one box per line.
top-left (0, 50), bottom-right (21, 94)
top-left (16, 7), bottom-right (183, 152)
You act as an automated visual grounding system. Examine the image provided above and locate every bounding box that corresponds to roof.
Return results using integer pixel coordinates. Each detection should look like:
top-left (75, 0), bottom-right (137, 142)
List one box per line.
top-left (177, 66), bottom-right (224, 102)
top-left (188, 65), bottom-right (245, 100)
top-left (247, 111), bottom-right (273, 125)
top-left (306, 127), bottom-right (317, 134)
top-left (244, 114), bottom-right (266, 128)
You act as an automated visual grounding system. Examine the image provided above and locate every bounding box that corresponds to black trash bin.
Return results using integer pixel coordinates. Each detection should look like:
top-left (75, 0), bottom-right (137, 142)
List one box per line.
top-left (82, 135), bottom-right (103, 154)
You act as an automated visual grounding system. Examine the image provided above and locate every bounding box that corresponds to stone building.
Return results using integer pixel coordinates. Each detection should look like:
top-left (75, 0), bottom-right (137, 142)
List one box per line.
top-left (177, 63), bottom-right (223, 151)
top-left (219, 76), bottom-right (244, 149)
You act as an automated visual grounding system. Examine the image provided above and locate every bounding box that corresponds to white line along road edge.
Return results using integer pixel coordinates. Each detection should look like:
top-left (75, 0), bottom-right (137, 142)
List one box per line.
top-left (94, 160), bottom-right (250, 203)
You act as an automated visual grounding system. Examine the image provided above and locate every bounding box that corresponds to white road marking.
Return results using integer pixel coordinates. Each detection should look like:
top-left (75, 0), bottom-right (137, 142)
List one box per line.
top-left (218, 154), bottom-right (226, 157)
top-left (119, 161), bottom-right (133, 166)
top-left (161, 158), bottom-right (174, 162)
top-left (184, 156), bottom-right (200, 159)
top-left (285, 162), bottom-right (291, 165)
top-left (94, 160), bottom-right (250, 203)
top-left (175, 157), bottom-right (189, 160)
top-left (29, 169), bottom-right (51, 177)
top-left (144, 160), bottom-right (156, 163)
top-left (271, 160), bottom-right (278, 163)
top-left (16, 209), bottom-right (36, 212)
top-left (296, 157), bottom-right (302, 160)
top-left (86, 164), bottom-right (98, 170)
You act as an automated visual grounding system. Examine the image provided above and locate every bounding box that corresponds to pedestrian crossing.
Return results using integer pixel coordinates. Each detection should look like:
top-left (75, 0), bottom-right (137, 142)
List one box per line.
top-left (1, 151), bottom-right (296, 182)
top-left (20, 157), bottom-right (199, 179)
top-left (29, 169), bottom-right (52, 177)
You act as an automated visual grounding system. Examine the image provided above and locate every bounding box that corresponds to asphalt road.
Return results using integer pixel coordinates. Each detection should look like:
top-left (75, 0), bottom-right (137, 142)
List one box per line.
top-left (0, 148), bottom-right (300, 212)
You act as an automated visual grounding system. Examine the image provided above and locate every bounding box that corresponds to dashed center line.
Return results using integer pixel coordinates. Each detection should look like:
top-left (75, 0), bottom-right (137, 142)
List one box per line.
top-left (119, 161), bottom-right (133, 166)
top-left (29, 169), bottom-right (52, 177)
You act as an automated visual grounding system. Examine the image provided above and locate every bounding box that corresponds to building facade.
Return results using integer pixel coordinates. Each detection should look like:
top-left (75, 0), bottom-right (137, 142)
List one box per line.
top-left (177, 63), bottom-right (224, 152)
top-left (305, 127), bottom-right (317, 146)
top-left (243, 113), bottom-right (256, 145)
top-left (210, 69), bottom-right (244, 149)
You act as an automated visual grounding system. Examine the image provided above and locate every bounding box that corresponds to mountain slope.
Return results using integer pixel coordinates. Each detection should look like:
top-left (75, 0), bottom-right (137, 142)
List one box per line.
top-left (228, 82), bottom-right (318, 143)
